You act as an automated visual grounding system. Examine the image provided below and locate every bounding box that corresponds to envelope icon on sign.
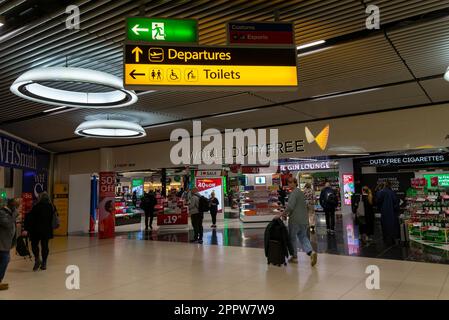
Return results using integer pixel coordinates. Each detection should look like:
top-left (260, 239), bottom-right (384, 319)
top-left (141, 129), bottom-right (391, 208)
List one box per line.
top-left (149, 48), bottom-right (164, 62)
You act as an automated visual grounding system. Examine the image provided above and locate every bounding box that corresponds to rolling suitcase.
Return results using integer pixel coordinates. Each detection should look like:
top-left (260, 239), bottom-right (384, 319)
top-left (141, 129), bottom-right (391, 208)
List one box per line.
top-left (267, 240), bottom-right (286, 266)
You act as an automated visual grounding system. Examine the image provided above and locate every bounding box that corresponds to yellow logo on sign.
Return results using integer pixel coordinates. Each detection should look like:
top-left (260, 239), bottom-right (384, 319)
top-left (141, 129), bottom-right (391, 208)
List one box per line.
top-left (305, 125), bottom-right (330, 150)
top-left (185, 69), bottom-right (198, 82)
top-left (149, 47), bottom-right (164, 62)
top-left (167, 68), bottom-right (181, 81)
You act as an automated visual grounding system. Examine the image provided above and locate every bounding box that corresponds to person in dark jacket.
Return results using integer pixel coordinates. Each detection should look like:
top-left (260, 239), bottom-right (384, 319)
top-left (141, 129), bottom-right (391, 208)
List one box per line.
top-left (209, 191), bottom-right (219, 228)
top-left (140, 191), bottom-right (156, 230)
top-left (24, 192), bottom-right (55, 271)
top-left (264, 218), bottom-right (293, 263)
top-left (278, 186), bottom-right (286, 207)
top-left (319, 182), bottom-right (339, 234)
top-left (132, 191), bottom-right (138, 207)
top-left (376, 181), bottom-right (400, 245)
top-left (0, 199), bottom-right (19, 290)
top-left (352, 186), bottom-right (375, 243)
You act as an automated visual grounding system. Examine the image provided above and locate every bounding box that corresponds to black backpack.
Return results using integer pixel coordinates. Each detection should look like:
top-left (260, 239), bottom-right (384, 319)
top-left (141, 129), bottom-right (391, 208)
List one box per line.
top-left (198, 196), bottom-right (210, 213)
top-left (16, 236), bottom-right (32, 260)
top-left (326, 191), bottom-right (338, 208)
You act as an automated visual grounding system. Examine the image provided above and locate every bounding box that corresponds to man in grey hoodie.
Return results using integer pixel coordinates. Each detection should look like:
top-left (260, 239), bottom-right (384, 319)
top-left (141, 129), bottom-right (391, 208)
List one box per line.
top-left (188, 188), bottom-right (204, 244)
top-left (284, 178), bottom-right (317, 266)
top-left (0, 198), bottom-right (19, 290)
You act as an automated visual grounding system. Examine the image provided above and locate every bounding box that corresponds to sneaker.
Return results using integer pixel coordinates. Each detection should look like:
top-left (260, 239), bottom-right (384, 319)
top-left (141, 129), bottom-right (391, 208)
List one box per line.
top-left (0, 283), bottom-right (8, 290)
top-left (289, 257), bottom-right (298, 264)
top-left (33, 260), bottom-right (41, 272)
top-left (311, 252), bottom-right (318, 267)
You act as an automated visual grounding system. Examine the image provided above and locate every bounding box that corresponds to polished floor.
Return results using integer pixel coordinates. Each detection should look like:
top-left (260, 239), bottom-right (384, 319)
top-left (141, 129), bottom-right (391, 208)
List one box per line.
top-left (119, 212), bottom-right (449, 265)
top-left (2, 235), bottom-right (449, 300)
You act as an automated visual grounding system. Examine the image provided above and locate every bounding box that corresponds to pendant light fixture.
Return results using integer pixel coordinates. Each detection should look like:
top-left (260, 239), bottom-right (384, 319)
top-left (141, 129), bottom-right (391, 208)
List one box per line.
top-left (75, 119), bottom-right (146, 138)
top-left (10, 67), bottom-right (137, 108)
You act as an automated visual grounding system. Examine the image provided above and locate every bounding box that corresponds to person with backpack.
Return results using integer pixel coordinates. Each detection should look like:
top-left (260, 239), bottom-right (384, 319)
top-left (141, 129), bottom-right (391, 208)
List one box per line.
top-left (23, 192), bottom-right (56, 271)
top-left (140, 191), bottom-right (157, 230)
top-left (209, 191), bottom-right (219, 228)
top-left (188, 188), bottom-right (209, 244)
top-left (319, 182), bottom-right (339, 235)
top-left (283, 177), bottom-right (317, 266)
top-left (0, 199), bottom-right (19, 290)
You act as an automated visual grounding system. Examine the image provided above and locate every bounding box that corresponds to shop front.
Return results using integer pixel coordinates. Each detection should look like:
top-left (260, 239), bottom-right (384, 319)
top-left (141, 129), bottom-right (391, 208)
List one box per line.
top-left (0, 131), bottom-right (50, 225)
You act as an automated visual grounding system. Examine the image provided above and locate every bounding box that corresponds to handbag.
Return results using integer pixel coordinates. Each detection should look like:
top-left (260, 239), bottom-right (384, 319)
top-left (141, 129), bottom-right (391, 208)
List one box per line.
top-left (52, 207), bottom-right (60, 229)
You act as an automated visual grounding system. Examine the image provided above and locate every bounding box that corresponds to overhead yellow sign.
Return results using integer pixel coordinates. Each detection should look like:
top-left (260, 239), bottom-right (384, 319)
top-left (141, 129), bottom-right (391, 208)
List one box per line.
top-left (123, 43), bottom-right (298, 90)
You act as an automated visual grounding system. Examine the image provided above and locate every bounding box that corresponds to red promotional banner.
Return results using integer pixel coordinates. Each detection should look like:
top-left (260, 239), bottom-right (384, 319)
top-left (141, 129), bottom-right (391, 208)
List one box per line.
top-left (157, 212), bottom-right (188, 226)
top-left (98, 172), bottom-right (115, 239)
top-left (196, 178), bottom-right (223, 213)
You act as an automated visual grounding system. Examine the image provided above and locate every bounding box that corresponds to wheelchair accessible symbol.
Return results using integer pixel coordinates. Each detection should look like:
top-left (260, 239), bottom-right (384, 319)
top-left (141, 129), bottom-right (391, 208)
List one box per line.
top-left (167, 68), bottom-right (181, 82)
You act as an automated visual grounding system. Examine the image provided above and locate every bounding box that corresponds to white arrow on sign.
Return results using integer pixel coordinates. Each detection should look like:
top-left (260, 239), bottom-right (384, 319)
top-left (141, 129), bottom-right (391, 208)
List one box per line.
top-left (132, 24), bottom-right (149, 35)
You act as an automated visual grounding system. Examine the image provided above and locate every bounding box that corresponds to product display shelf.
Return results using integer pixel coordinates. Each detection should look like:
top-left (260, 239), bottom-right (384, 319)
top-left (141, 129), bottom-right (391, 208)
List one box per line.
top-left (239, 188), bottom-right (280, 226)
top-left (405, 186), bottom-right (449, 246)
top-left (114, 197), bottom-right (143, 226)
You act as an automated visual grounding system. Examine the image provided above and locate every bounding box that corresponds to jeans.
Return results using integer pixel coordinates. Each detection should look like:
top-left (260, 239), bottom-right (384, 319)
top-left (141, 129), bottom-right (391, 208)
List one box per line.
top-left (324, 208), bottom-right (336, 230)
top-left (307, 204), bottom-right (316, 226)
top-left (191, 213), bottom-right (204, 241)
top-left (289, 223), bottom-right (313, 258)
top-left (145, 211), bottom-right (154, 229)
top-left (210, 211), bottom-right (217, 225)
top-left (31, 239), bottom-right (49, 263)
top-left (0, 250), bottom-right (10, 282)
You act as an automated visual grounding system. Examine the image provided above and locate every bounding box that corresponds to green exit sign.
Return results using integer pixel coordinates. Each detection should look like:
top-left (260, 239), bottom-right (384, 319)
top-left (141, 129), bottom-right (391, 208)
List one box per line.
top-left (126, 17), bottom-right (198, 43)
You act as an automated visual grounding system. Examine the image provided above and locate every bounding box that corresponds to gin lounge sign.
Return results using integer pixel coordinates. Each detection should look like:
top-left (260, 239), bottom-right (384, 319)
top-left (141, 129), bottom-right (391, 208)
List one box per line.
top-left (0, 134), bottom-right (39, 170)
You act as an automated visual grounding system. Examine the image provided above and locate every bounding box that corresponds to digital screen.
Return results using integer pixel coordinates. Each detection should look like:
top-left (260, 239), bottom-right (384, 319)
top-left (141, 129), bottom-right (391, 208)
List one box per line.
top-left (343, 174), bottom-right (354, 206)
top-left (255, 176), bottom-right (266, 185)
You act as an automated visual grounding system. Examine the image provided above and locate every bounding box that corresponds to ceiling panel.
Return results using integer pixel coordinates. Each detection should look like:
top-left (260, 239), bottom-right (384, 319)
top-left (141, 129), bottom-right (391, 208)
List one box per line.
top-left (420, 78), bottom-right (449, 102)
top-left (388, 16), bottom-right (449, 78)
top-left (203, 106), bottom-right (313, 129)
top-left (284, 82), bottom-right (429, 118)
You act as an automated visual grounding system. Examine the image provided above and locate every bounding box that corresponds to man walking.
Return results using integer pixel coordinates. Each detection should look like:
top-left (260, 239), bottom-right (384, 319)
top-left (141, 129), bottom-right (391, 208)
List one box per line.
top-left (189, 188), bottom-right (204, 244)
top-left (284, 178), bottom-right (317, 266)
top-left (0, 199), bottom-right (19, 290)
top-left (376, 181), bottom-right (400, 245)
top-left (320, 182), bottom-right (338, 234)
top-left (141, 191), bottom-right (157, 230)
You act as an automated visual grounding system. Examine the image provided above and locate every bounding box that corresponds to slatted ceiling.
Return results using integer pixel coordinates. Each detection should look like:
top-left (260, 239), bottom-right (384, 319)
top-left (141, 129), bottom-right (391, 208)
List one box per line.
top-left (284, 82), bottom-right (429, 118)
top-left (157, 92), bottom-right (268, 117)
top-left (203, 106), bottom-right (312, 129)
top-left (366, 0), bottom-right (449, 23)
top-left (420, 78), bottom-right (449, 102)
top-left (388, 17), bottom-right (449, 78)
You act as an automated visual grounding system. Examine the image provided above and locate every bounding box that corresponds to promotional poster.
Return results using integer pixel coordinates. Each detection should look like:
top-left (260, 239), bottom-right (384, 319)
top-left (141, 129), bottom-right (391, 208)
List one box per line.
top-left (196, 177), bottom-right (223, 213)
top-left (98, 172), bottom-right (115, 239)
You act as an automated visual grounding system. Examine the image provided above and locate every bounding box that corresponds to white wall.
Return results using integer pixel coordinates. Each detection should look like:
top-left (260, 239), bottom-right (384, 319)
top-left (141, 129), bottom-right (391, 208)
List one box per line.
top-left (68, 174), bottom-right (92, 234)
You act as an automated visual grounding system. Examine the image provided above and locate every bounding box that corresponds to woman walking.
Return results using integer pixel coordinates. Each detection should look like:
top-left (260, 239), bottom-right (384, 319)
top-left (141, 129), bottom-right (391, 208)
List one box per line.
top-left (303, 183), bottom-right (316, 233)
top-left (24, 192), bottom-right (56, 271)
top-left (209, 192), bottom-right (219, 228)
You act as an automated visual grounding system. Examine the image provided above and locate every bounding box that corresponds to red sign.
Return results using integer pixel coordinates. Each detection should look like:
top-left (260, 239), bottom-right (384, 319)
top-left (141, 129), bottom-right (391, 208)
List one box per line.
top-left (227, 21), bottom-right (294, 45)
top-left (98, 172), bottom-right (115, 239)
top-left (196, 177), bottom-right (223, 213)
top-left (21, 192), bottom-right (33, 220)
top-left (157, 212), bottom-right (188, 226)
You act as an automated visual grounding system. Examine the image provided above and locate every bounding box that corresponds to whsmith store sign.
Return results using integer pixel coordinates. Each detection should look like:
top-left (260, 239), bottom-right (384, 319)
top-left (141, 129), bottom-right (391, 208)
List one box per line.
top-left (0, 133), bottom-right (49, 171)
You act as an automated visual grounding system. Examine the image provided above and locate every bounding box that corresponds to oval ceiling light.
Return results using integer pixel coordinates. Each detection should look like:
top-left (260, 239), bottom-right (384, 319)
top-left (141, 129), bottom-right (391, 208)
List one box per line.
top-left (445, 67), bottom-right (449, 82)
top-left (10, 67), bottom-right (137, 108)
top-left (75, 120), bottom-right (146, 138)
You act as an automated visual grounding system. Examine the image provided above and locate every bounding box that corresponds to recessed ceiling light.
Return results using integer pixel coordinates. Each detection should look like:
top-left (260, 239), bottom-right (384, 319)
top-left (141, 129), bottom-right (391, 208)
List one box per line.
top-left (297, 40), bottom-right (325, 50)
top-left (444, 67), bottom-right (449, 82)
top-left (75, 120), bottom-right (146, 138)
top-left (11, 67), bottom-right (138, 108)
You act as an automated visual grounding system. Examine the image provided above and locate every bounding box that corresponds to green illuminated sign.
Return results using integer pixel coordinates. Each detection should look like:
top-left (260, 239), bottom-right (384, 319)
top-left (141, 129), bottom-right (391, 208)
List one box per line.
top-left (126, 17), bottom-right (198, 43)
top-left (132, 178), bottom-right (144, 188)
top-left (424, 174), bottom-right (449, 188)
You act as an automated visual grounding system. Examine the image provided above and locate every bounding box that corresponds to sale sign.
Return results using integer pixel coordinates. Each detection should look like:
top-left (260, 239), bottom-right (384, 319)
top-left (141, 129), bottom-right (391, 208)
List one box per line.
top-left (157, 212), bottom-right (188, 226)
top-left (99, 172), bottom-right (115, 239)
top-left (196, 177), bottom-right (223, 213)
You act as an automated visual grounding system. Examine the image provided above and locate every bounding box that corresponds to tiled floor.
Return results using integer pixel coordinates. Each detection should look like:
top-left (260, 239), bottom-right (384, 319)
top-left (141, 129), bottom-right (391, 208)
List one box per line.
top-left (1, 235), bottom-right (449, 300)
top-left (118, 211), bottom-right (449, 264)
